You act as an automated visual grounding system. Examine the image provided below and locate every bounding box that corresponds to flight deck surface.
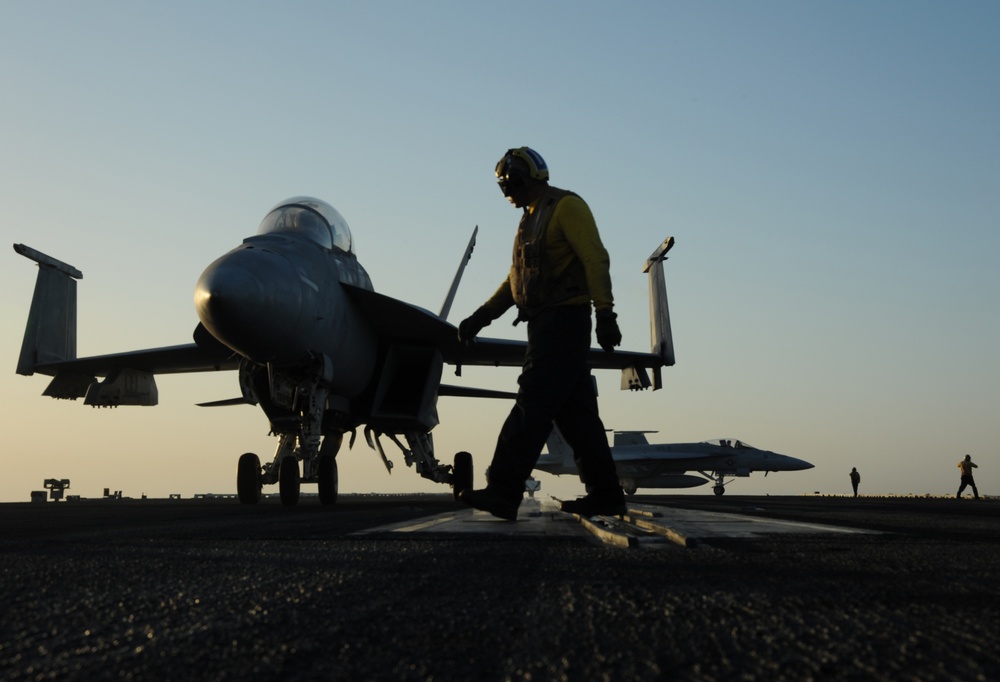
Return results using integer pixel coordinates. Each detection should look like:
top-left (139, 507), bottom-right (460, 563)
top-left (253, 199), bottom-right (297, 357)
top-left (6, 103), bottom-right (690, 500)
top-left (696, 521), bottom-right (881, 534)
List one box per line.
top-left (2, 494), bottom-right (997, 680)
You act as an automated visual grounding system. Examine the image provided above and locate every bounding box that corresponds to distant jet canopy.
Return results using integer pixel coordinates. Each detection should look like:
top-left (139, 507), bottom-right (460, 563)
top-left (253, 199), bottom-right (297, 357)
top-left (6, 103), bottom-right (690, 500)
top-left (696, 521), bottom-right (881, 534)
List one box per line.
top-left (706, 439), bottom-right (750, 449)
top-left (257, 196), bottom-right (354, 254)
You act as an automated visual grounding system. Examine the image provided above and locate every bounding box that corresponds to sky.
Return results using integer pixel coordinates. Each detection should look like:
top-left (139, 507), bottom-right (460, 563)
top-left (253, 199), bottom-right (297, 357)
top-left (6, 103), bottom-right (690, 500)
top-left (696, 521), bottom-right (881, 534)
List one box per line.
top-left (2, 1), bottom-right (998, 502)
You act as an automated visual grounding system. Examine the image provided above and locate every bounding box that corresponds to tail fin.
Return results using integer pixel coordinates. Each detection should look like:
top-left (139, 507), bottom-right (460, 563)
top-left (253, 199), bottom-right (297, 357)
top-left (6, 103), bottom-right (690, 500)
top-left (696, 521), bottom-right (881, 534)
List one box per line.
top-left (438, 226), bottom-right (478, 320)
top-left (643, 237), bottom-right (676, 389)
top-left (613, 430), bottom-right (656, 446)
top-left (14, 244), bottom-right (82, 375)
top-left (545, 425), bottom-right (576, 469)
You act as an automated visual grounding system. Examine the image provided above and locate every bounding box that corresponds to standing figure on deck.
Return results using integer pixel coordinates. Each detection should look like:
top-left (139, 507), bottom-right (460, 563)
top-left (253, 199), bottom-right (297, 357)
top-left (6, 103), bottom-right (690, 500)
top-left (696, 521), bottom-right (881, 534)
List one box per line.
top-left (956, 454), bottom-right (979, 499)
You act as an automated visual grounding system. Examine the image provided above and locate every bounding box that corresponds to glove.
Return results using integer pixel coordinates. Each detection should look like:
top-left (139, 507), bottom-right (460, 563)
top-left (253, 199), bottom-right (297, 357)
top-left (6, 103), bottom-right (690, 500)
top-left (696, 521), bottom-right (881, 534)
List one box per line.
top-left (595, 309), bottom-right (622, 353)
top-left (458, 306), bottom-right (493, 343)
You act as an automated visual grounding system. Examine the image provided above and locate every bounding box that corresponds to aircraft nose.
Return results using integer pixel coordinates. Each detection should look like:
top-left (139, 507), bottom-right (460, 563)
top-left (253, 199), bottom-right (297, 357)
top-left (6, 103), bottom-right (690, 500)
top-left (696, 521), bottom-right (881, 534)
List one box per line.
top-left (194, 246), bottom-right (302, 361)
top-left (787, 456), bottom-right (814, 471)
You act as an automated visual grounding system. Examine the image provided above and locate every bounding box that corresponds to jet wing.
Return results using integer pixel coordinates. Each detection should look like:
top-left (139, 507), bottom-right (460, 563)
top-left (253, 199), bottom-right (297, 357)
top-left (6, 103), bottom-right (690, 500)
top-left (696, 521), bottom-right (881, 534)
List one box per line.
top-left (343, 283), bottom-right (667, 372)
top-left (28, 326), bottom-right (240, 404)
top-left (33, 343), bottom-right (239, 378)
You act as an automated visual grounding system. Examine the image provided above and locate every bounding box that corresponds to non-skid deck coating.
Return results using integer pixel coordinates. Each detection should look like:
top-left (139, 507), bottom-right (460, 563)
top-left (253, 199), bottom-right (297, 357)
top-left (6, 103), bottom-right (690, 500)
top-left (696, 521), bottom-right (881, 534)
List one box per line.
top-left (354, 497), bottom-right (878, 546)
top-left (2, 494), bottom-right (998, 681)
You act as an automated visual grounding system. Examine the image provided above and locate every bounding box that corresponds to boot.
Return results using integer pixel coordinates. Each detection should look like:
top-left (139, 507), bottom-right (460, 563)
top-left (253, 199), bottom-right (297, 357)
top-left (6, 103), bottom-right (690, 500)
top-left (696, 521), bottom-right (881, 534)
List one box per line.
top-left (561, 488), bottom-right (627, 517)
top-left (459, 487), bottom-right (520, 521)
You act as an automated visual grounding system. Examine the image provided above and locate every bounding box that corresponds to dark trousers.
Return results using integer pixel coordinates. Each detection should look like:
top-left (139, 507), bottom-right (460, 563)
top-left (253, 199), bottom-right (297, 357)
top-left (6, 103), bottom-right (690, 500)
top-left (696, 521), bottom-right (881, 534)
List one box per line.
top-left (957, 475), bottom-right (979, 498)
top-left (486, 305), bottom-right (620, 499)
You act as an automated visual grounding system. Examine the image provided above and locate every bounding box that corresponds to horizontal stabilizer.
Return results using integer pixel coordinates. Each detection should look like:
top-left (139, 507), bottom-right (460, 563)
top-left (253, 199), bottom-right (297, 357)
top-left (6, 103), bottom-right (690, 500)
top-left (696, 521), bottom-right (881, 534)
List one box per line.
top-left (439, 384), bottom-right (516, 400)
top-left (197, 397), bottom-right (256, 407)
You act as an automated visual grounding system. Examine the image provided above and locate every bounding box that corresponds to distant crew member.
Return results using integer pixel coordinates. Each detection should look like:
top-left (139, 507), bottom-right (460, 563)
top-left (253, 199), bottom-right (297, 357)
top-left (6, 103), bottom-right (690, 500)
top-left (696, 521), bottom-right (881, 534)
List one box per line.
top-left (849, 467), bottom-right (860, 497)
top-left (457, 147), bottom-right (625, 520)
top-left (956, 454), bottom-right (979, 499)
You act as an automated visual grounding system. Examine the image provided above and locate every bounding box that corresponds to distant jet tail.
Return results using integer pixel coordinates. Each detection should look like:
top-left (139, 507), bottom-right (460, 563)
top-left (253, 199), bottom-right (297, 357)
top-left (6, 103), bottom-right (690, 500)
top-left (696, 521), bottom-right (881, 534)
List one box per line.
top-left (643, 237), bottom-right (675, 389)
top-left (544, 425), bottom-right (577, 471)
top-left (14, 244), bottom-right (82, 376)
top-left (613, 431), bottom-right (656, 447)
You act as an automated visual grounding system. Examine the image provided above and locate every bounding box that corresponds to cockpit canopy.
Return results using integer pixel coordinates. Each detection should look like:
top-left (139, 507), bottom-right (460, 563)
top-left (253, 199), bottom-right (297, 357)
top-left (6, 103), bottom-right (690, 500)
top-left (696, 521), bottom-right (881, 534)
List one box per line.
top-left (707, 439), bottom-right (752, 449)
top-left (256, 196), bottom-right (354, 253)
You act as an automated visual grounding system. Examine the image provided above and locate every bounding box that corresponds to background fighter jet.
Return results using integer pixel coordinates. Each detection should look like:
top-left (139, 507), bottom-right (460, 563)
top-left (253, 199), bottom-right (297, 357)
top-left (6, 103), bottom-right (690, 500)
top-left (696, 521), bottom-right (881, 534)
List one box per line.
top-left (536, 428), bottom-right (813, 496)
top-left (14, 197), bottom-right (676, 506)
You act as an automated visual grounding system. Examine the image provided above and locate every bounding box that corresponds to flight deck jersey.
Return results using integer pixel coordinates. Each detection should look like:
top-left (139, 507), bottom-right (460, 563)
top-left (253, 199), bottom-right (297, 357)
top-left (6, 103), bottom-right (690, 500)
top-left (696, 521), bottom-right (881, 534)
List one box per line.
top-left (484, 186), bottom-right (614, 320)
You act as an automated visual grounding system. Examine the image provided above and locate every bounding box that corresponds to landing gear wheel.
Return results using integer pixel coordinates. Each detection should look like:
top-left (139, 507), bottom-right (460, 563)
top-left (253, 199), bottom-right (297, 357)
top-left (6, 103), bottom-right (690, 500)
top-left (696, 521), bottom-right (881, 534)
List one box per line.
top-left (713, 485), bottom-right (725, 496)
top-left (279, 457), bottom-right (300, 506)
top-left (318, 454), bottom-right (339, 506)
top-left (237, 453), bottom-right (261, 505)
top-left (453, 451), bottom-right (473, 500)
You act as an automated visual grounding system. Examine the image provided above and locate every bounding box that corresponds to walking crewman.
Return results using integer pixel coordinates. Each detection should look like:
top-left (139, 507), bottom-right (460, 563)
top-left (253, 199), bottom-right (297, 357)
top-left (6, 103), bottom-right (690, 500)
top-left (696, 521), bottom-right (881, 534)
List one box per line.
top-left (457, 147), bottom-right (625, 520)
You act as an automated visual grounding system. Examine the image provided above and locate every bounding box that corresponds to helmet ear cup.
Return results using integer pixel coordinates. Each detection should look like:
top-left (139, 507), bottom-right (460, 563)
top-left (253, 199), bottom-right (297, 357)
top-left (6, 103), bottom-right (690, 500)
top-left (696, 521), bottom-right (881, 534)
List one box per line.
top-left (516, 147), bottom-right (549, 182)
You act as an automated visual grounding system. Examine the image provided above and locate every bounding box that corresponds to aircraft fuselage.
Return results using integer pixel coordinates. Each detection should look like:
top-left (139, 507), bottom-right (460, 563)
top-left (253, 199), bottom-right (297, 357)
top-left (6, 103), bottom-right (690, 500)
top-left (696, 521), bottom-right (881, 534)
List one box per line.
top-left (195, 233), bottom-right (377, 399)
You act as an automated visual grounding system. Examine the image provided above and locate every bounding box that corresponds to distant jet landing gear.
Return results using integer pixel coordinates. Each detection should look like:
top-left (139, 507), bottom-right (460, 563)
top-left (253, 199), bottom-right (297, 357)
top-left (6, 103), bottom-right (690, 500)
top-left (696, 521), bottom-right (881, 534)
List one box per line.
top-left (704, 470), bottom-right (729, 496)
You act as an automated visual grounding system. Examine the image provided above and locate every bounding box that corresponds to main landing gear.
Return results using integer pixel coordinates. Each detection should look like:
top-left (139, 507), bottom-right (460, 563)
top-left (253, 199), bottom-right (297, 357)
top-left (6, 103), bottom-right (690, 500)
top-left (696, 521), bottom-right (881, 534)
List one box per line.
top-left (237, 435), bottom-right (473, 507)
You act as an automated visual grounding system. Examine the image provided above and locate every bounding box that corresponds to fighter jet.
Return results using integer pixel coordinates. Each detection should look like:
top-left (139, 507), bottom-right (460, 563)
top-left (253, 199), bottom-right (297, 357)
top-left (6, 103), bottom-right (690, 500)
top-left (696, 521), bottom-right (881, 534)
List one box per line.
top-left (535, 428), bottom-right (813, 496)
top-left (14, 197), bottom-right (676, 505)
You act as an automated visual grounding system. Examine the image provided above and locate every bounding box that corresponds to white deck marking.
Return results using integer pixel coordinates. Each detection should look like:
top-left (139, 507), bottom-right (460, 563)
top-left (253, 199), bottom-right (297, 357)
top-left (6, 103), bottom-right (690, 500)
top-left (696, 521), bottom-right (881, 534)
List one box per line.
top-left (351, 498), bottom-right (877, 546)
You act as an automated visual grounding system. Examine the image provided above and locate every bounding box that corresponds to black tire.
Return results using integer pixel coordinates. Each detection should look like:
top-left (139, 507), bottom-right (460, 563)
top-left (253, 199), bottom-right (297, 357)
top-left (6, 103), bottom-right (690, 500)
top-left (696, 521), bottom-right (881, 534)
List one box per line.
top-left (237, 453), bottom-right (261, 505)
top-left (713, 485), bottom-right (725, 496)
top-left (320, 433), bottom-right (343, 458)
top-left (453, 451), bottom-right (473, 500)
top-left (318, 454), bottom-right (339, 506)
top-left (279, 457), bottom-right (300, 506)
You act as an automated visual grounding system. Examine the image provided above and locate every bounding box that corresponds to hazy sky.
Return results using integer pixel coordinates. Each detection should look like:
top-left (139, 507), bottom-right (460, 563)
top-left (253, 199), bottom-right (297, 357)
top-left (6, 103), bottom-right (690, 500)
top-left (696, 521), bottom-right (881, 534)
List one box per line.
top-left (2, 1), bottom-right (997, 502)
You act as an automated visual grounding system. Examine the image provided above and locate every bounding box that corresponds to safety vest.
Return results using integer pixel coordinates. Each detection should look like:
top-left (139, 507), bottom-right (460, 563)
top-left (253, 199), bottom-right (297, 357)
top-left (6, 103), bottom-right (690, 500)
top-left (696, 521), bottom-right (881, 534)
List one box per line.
top-left (509, 186), bottom-right (589, 316)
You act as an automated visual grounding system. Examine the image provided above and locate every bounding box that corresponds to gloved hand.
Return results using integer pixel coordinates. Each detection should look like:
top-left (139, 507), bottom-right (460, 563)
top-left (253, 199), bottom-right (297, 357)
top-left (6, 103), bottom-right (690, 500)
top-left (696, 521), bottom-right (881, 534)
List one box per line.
top-left (458, 306), bottom-right (493, 343)
top-left (595, 309), bottom-right (622, 353)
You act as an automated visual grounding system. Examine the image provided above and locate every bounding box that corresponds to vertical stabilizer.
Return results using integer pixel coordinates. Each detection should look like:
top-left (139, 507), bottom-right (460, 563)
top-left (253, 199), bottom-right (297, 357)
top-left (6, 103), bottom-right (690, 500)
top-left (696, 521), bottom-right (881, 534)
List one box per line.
top-left (613, 431), bottom-right (655, 447)
top-left (643, 237), bottom-right (675, 389)
top-left (14, 244), bottom-right (83, 375)
top-left (545, 425), bottom-right (576, 469)
top-left (438, 226), bottom-right (478, 321)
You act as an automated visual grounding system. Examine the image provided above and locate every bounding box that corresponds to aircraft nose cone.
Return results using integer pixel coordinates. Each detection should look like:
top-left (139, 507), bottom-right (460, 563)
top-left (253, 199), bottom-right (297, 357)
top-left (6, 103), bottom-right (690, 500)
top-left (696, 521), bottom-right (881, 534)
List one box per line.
top-left (787, 456), bottom-right (814, 471)
top-left (194, 246), bottom-right (302, 361)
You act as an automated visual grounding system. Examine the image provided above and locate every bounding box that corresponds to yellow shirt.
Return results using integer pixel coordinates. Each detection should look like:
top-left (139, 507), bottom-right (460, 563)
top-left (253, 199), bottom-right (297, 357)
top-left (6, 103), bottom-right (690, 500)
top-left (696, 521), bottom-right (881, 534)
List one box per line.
top-left (484, 192), bottom-right (614, 317)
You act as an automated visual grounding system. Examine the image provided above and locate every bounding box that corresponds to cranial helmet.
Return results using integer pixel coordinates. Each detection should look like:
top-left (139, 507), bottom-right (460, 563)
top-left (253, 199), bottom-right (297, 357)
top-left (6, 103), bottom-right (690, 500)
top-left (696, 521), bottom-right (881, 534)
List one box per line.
top-left (495, 147), bottom-right (549, 196)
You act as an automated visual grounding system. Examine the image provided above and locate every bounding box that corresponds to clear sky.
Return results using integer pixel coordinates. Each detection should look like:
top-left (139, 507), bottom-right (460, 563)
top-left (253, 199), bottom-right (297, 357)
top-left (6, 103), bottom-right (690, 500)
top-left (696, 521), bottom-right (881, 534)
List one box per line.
top-left (2, 1), bottom-right (998, 502)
